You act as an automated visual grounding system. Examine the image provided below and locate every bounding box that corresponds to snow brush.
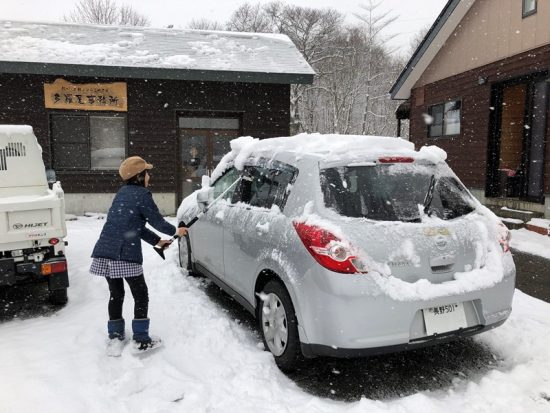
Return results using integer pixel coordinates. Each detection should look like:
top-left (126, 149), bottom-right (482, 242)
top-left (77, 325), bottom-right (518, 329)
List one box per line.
top-left (153, 175), bottom-right (246, 260)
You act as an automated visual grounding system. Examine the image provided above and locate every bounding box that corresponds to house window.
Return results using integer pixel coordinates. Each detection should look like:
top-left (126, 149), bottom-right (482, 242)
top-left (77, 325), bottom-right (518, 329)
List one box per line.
top-left (523, 0), bottom-right (537, 17)
top-left (429, 100), bottom-right (461, 138)
top-left (51, 114), bottom-right (126, 170)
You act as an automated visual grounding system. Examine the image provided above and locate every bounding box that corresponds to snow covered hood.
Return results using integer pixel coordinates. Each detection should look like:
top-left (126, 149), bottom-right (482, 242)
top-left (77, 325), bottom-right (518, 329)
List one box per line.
top-left (0, 20), bottom-right (315, 84)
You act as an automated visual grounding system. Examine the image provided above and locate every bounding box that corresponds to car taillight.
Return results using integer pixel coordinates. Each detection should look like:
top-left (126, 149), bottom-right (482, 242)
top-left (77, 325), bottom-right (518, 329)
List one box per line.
top-left (497, 222), bottom-right (511, 253)
top-left (378, 156), bottom-right (415, 163)
top-left (293, 222), bottom-right (368, 274)
top-left (49, 238), bottom-right (60, 245)
top-left (41, 260), bottom-right (67, 276)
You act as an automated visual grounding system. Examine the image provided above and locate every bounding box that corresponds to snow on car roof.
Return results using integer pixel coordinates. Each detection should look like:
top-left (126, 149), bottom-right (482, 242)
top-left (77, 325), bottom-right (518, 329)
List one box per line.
top-left (211, 134), bottom-right (447, 182)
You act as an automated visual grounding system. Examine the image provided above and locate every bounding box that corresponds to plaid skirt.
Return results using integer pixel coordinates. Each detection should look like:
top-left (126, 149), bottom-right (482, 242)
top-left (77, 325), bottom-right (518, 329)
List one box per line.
top-left (90, 257), bottom-right (143, 278)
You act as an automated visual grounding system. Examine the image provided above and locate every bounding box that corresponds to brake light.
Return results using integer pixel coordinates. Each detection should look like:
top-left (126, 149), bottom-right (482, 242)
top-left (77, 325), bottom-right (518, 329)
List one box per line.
top-left (378, 156), bottom-right (415, 163)
top-left (49, 238), bottom-right (60, 245)
top-left (293, 222), bottom-right (367, 274)
top-left (498, 222), bottom-right (511, 253)
top-left (41, 260), bottom-right (67, 276)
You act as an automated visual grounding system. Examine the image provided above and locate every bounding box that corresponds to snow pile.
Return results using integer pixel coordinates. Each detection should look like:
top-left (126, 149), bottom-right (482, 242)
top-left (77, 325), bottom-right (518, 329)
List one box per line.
top-left (0, 218), bottom-right (549, 412)
top-left (526, 218), bottom-right (550, 231)
top-left (510, 228), bottom-right (550, 259)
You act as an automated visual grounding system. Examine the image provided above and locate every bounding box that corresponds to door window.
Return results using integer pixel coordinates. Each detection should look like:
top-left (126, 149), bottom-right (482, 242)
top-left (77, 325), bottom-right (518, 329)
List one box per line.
top-left (179, 116), bottom-right (240, 201)
top-left (237, 162), bottom-right (297, 210)
top-left (212, 167), bottom-right (240, 201)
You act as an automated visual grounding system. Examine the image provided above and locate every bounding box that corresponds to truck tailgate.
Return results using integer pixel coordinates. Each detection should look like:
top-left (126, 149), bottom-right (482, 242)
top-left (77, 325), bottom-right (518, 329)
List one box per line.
top-left (0, 192), bottom-right (66, 247)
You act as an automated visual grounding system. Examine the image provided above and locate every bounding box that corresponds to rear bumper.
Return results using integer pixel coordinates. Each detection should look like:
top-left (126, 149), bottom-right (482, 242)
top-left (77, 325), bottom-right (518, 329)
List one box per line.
top-left (0, 257), bottom-right (69, 290)
top-left (301, 319), bottom-right (506, 358)
top-left (294, 255), bottom-right (515, 355)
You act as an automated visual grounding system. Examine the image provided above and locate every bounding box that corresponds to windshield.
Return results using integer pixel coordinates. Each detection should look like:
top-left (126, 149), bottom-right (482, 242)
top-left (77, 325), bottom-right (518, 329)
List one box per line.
top-left (320, 163), bottom-right (476, 222)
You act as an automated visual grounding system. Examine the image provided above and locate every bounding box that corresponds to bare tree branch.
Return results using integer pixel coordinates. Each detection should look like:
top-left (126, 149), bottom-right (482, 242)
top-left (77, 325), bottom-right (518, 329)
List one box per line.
top-left (63, 0), bottom-right (149, 26)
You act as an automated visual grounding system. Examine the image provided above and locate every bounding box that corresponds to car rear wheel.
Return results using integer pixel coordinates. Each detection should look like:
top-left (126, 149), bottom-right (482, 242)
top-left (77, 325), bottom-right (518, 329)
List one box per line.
top-left (259, 279), bottom-right (301, 372)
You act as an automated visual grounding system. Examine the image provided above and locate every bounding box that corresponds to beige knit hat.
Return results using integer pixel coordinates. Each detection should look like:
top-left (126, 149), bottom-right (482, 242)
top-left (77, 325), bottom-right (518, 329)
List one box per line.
top-left (119, 156), bottom-right (153, 180)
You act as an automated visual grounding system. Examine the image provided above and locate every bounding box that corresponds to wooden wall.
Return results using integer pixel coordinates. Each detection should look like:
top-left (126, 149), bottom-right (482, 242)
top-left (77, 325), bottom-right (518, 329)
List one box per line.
top-left (0, 74), bottom-right (290, 194)
top-left (409, 42), bottom-right (550, 195)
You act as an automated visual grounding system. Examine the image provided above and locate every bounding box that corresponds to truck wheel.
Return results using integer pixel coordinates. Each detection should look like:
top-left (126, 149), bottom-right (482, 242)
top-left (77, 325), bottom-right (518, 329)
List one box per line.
top-left (49, 288), bottom-right (68, 305)
top-left (259, 279), bottom-right (302, 372)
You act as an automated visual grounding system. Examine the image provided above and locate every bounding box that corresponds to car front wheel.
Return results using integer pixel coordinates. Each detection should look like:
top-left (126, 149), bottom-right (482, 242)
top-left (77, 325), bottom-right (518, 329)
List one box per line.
top-left (259, 279), bottom-right (301, 372)
top-left (179, 235), bottom-right (202, 277)
top-left (178, 235), bottom-right (189, 270)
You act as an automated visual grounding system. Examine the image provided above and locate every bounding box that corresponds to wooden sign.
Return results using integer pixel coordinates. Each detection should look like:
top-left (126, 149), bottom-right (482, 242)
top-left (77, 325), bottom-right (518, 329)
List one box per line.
top-left (44, 79), bottom-right (127, 112)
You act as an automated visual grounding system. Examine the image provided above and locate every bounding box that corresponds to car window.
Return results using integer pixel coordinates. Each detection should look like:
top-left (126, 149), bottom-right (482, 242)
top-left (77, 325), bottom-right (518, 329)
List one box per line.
top-left (236, 161), bottom-right (297, 210)
top-left (320, 163), bottom-right (475, 222)
top-left (212, 167), bottom-right (240, 202)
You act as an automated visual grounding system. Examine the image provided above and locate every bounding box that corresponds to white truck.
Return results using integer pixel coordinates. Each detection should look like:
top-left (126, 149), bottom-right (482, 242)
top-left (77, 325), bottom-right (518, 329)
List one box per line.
top-left (0, 125), bottom-right (69, 305)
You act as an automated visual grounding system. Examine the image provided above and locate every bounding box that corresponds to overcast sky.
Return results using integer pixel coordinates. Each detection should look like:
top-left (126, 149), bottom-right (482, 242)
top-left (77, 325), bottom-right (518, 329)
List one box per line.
top-left (1, 0), bottom-right (448, 55)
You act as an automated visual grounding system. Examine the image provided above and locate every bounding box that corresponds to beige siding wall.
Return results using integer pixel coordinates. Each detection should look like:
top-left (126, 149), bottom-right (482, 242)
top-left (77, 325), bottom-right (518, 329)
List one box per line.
top-left (415, 0), bottom-right (550, 88)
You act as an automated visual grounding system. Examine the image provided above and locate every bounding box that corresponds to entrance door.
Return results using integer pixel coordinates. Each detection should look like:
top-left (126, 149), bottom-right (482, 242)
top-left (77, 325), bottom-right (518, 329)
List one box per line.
top-left (487, 76), bottom-right (549, 202)
top-left (178, 116), bottom-right (241, 201)
top-left (497, 83), bottom-right (527, 198)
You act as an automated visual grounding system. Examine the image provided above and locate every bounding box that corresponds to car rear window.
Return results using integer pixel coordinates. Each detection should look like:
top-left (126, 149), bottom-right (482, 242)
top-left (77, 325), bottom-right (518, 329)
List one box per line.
top-left (320, 163), bottom-right (476, 222)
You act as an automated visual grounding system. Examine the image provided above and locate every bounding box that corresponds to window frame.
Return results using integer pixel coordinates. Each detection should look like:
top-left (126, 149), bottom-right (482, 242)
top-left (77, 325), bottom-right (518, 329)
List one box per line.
top-left (522, 0), bottom-right (537, 18)
top-left (50, 112), bottom-right (127, 172)
top-left (428, 99), bottom-right (462, 139)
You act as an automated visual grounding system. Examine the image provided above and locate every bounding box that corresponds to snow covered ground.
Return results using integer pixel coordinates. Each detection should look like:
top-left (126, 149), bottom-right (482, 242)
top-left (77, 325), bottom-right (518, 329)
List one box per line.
top-left (1, 217), bottom-right (550, 413)
top-left (510, 228), bottom-right (550, 260)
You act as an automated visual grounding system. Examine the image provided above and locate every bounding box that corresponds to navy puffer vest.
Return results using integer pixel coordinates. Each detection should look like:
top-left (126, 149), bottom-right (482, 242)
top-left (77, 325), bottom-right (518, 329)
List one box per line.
top-left (92, 185), bottom-right (176, 264)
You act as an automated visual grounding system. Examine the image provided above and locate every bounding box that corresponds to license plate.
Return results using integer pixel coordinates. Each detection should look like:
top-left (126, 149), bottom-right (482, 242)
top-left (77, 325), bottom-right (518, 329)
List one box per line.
top-left (423, 302), bottom-right (468, 336)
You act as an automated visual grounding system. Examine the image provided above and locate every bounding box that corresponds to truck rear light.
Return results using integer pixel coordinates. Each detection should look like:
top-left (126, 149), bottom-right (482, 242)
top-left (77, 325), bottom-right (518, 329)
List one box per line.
top-left (41, 260), bottom-right (67, 276)
top-left (293, 222), bottom-right (368, 274)
top-left (497, 222), bottom-right (511, 253)
top-left (378, 156), bottom-right (415, 164)
top-left (49, 238), bottom-right (60, 245)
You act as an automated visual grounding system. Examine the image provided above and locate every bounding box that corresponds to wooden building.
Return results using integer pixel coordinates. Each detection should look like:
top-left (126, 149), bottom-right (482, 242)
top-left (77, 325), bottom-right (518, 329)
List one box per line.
top-left (0, 20), bottom-right (314, 214)
top-left (391, 0), bottom-right (550, 219)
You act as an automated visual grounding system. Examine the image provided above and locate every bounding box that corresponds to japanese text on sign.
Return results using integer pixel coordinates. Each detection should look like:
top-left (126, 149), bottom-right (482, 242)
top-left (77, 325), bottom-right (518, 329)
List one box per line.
top-left (44, 79), bottom-right (127, 112)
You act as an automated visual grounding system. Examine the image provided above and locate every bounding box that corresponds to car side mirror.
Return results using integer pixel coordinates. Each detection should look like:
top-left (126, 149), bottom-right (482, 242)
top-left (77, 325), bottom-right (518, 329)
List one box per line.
top-left (46, 169), bottom-right (57, 189)
top-left (196, 187), bottom-right (214, 211)
top-left (201, 175), bottom-right (211, 188)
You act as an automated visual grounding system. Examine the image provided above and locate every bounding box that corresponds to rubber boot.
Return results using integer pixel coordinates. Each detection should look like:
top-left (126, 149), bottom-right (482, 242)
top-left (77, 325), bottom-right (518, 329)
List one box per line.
top-left (106, 319), bottom-right (126, 357)
top-left (132, 318), bottom-right (161, 351)
top-left (107, 319), bottom-right (125, 340)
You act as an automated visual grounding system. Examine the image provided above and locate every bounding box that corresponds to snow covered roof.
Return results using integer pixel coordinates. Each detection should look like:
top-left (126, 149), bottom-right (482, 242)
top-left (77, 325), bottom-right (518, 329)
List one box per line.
top-left (389, 0), bottom-right (475, 100)
top-left (0, 20), bottom-right (315, 85)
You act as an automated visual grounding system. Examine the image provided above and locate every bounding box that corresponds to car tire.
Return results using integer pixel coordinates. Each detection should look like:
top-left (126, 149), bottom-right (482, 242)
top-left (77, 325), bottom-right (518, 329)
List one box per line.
top-left (48, 288), bottom-right (68, 305)
top-left (259, 279), bottom-right (302, 372)
top-left (178, 235), bottom-right (202, 277)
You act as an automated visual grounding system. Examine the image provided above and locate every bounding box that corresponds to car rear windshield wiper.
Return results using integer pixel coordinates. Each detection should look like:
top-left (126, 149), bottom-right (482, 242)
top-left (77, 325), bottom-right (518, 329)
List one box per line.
top-left (423, 175), bottom-right (436, 216)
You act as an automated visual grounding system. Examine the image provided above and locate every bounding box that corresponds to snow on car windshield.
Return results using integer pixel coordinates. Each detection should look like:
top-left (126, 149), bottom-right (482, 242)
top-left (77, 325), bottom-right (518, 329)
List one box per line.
top-left (320, 162), bottom-right (476, 222)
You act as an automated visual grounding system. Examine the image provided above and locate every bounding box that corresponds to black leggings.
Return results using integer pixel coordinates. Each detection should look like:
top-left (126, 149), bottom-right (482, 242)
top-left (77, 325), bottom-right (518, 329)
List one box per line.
top-left (105, 275), bottom-right (149, 320)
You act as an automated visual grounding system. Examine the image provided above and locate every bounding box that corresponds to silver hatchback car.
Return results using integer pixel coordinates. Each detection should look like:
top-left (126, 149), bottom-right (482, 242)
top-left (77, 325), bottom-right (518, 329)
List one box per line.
top-left (177, 134), bottom-right (515, 371)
